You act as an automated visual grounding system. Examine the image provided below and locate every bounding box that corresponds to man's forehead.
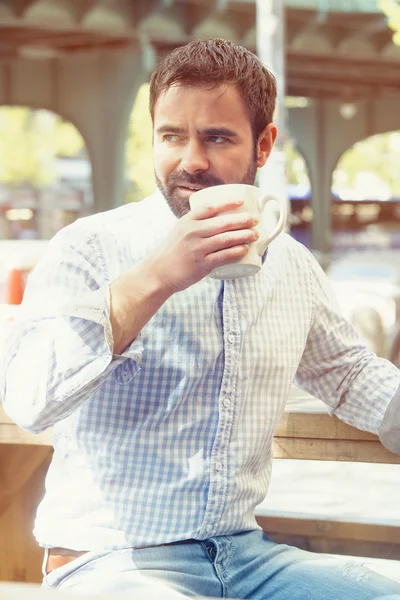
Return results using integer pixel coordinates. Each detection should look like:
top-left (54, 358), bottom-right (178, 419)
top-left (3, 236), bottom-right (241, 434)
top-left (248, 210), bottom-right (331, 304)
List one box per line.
top-left (153, 82), bottom-right (250, 126)
top-left (161, 81), bottom-right (233, 97)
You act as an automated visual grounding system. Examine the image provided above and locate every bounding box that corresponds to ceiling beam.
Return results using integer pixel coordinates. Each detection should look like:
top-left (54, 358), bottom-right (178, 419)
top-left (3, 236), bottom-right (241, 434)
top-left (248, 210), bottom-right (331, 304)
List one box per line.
top-left (336, 15), bottom-right (389, 52)
top-left (10, 0), bottom-right (37, 18)
top-left (72, 0), bottom-right (99, 23)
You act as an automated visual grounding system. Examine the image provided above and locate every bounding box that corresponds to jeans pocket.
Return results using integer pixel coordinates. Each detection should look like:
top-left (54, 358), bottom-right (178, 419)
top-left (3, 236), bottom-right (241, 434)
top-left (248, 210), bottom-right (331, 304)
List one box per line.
top-left (42, 549), bottom-right (111, 589)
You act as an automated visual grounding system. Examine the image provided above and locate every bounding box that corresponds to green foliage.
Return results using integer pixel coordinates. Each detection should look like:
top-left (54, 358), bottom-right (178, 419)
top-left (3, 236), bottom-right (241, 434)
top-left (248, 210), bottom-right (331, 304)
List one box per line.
top-left (333, 131), bottom-right (400, 199)
top-left (379, 0), bottom-right (400, 46)
top-left (0, 107), bottom-right (85, 187)
top-left (285, 139), bottom-right (310, 187)
top-left (124, 83), bottom-right (156, 203)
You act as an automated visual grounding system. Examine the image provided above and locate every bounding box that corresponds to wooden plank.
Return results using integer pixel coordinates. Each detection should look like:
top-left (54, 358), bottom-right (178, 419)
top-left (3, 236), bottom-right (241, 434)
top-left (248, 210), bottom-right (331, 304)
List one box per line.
top-left (0, 424), bottom-right (51, 446)
top-left (272, 437), bottom-right (400, 463)
top-left (0, 406), bottom-right (13, 424)
top-left (275, 412), bottom-right (377, 441)
top-left (256, 514), bottom-right (400, 561)
top-left (0, 445), bottom-right (52, 517)
top-left (0, 406), bottom-right (52, 446)
top-left (256, 514), bottom-right (400, 544)
top-left (0, 448), bottom-right (51, 583)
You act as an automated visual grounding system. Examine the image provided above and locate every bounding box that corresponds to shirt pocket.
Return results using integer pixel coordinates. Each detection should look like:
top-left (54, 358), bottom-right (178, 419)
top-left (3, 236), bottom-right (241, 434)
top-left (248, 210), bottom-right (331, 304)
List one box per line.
top-left (112, 359), bottom-right (141, 385)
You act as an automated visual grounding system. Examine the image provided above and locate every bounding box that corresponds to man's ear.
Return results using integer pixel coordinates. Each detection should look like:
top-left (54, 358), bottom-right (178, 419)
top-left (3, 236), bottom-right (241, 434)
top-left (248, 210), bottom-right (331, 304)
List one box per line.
top-left (256, 123), bottom-right (278, 168)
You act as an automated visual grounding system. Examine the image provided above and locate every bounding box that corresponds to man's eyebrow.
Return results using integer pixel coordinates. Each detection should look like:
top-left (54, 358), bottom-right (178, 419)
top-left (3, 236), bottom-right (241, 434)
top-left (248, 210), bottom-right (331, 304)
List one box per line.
top-left (155, 125), bottom-right (186, 135)
top-left (155, 125), bottom-right (239, 138)
top-left (201, 127), bottom-right (238, 138)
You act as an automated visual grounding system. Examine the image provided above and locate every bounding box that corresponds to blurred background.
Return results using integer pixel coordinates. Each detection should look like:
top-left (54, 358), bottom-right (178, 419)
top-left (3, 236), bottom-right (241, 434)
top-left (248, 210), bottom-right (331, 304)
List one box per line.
top-left (0, 0), bottom-right (399, 364)
top-left (1, 0), bottom-right (400, 586)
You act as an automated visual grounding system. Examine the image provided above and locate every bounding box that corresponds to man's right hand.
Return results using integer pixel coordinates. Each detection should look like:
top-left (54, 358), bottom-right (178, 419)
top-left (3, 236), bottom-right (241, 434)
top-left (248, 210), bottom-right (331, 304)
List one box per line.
top-left (146, 198), bottom-right (259, 294)
top-left (110, 199), bottom-right (259, 354)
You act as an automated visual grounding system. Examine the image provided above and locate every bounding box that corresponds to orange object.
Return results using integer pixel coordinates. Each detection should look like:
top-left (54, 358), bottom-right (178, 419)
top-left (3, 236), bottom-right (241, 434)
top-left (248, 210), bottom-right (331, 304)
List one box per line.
top-left (6, 268), bottom-right (25, 305)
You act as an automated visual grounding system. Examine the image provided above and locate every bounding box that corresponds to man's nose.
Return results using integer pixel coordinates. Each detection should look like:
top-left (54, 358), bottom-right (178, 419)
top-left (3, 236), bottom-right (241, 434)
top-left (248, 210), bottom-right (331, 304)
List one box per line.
top-left (180, 140), bottom-right (209, 174)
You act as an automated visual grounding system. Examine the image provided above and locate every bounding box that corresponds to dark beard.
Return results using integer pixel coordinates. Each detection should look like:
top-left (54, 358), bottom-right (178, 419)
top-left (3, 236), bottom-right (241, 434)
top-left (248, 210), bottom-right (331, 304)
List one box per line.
top-left (155, 161), bottom-right (258, 218)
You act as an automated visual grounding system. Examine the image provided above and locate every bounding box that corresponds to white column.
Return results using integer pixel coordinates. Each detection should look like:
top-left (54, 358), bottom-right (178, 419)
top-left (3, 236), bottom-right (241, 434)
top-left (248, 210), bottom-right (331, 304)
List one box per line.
top-left (256, 0), bottom-right (288, 223)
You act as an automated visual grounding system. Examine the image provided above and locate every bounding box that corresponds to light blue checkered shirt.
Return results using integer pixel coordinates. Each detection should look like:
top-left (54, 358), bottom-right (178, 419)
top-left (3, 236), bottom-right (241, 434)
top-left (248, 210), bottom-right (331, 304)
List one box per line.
top-left (1, 191), bottom-right (399, 551)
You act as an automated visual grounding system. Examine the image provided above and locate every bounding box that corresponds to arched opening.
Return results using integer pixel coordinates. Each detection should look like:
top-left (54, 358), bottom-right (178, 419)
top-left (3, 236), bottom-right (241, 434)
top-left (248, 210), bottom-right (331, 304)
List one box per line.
top-left (124, 84), bottom-right (156, 204)
top-left (0, 106), bottom-right (92, 240)
top-left (331, 131), bottom-right (400, 254)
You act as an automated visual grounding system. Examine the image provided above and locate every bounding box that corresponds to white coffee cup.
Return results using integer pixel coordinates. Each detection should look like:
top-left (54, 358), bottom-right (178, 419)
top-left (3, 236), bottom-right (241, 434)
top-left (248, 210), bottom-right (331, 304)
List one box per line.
top-left (189, 183), bottom-right (287, 280)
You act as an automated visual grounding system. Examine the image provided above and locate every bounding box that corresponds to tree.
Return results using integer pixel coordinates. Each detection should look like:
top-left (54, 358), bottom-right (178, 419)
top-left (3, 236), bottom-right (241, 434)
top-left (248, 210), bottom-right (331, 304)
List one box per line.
top-left (0, 107), bottom-right (85, 187)
top-left (379, 0), bottom-right (400, 46)
top-left (124, 84), bottom-right (156, 203)
top-left (333, 132), bottom-right (400, 200)
top-left (285, 139), bottom-right (310, 189)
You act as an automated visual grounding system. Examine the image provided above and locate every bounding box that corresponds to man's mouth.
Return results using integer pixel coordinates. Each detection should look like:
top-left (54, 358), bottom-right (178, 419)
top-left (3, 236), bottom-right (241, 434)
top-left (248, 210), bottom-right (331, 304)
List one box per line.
top-left (176, 185), bottom-right (205, 192)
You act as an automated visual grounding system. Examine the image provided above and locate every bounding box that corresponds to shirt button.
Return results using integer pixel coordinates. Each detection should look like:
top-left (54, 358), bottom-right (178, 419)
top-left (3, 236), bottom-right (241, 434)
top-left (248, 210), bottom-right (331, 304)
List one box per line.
top-left (215, 461), bottom-right (223, 472)
top-left (227, 333), bottom-right (236, 344)
top-left (222, 398), bottom-right (231, 409)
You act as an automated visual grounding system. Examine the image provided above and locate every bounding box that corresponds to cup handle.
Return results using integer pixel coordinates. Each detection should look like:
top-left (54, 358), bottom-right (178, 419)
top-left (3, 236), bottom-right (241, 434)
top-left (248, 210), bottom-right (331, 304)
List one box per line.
top-left (256, 193), bottom-right (288, 257)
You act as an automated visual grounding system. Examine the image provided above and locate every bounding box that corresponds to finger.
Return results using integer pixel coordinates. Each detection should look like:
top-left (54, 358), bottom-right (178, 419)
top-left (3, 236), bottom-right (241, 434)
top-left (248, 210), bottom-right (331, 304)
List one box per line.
top-left (202, 228), bottom-right (259, 254)
top-left (197, 213), bottom-right (259, 238)
top-left (188, 199), bottom-right (245, 221)
top-left (204, 245), bottom-right (250, 271)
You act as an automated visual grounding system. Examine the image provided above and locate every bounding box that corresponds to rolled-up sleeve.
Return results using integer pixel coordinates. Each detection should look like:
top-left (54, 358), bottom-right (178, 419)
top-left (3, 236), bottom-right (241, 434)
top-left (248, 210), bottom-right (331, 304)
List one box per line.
top-left (0, 226), bottom-right (143, 433)
top-left (379, 384), bottom-right (400, 453)
top-left (294, 248), bottom-right (400, 450)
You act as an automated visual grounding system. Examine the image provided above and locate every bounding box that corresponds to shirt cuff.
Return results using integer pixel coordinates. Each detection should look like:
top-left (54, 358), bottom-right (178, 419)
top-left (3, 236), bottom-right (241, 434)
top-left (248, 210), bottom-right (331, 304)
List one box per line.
top-left (63, 285), bottom-right (144, 366)
top-left (379, 383), bottom-right (400, 453)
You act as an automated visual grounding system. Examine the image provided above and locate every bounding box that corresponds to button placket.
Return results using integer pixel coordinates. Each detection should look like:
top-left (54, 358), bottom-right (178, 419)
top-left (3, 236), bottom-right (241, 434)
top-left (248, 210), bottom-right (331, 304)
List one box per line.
top-left (200, 281), bottom-right (241, 536)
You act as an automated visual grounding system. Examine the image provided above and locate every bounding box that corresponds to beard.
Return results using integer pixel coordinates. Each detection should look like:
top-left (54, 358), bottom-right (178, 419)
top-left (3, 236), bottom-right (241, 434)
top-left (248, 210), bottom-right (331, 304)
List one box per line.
top-left (155, 160), bottom-right (258, 218)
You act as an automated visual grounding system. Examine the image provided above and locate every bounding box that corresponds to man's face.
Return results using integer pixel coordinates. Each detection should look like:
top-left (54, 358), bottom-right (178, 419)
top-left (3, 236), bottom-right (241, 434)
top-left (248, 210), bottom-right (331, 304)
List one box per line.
top-left (153, 83), bottom-right (263, 218)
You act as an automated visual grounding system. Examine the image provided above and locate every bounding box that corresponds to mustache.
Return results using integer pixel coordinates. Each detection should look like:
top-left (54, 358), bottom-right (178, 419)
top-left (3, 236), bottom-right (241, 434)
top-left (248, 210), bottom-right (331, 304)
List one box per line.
top-left (168, 171), bottom-right (224, 188)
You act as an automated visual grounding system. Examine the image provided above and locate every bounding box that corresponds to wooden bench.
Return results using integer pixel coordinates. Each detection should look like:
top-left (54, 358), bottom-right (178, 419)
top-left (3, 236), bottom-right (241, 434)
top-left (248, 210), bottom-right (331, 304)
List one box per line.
top-left (1, 390), bottom-right (399, 583)
top-left (258, 390), bottom-right (400, 577)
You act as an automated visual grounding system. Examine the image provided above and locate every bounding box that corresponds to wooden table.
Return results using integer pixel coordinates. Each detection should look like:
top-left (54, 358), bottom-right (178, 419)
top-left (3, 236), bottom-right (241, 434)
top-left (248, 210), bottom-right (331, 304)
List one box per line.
top-left (0, 406), bottom-right (52, 583)
top-left (1, 390), bottom-right (399, 583)
top-left (273, 392), bottom-right (400, 464)
top-left (2, 393), bottom-right (399, 462)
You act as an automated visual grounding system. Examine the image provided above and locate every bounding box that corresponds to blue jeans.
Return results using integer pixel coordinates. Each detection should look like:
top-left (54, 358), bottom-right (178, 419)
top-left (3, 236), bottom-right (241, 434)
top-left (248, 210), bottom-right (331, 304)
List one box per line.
top-left (42, 531), bottom-right (400, 599)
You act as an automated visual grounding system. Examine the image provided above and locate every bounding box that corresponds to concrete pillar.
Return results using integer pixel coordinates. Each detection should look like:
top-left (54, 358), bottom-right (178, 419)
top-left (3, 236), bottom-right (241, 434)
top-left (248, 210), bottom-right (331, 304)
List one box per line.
top-left (256, 0), bottom-right (288, 211)
top-left (287, 100), bottom-right (332, 254)
top-left (0, 42), bottom-right (147, 216)
top-left (310, 99), bottom-right (332, 254)
top-left (54, 45), bottom-right (147, 212)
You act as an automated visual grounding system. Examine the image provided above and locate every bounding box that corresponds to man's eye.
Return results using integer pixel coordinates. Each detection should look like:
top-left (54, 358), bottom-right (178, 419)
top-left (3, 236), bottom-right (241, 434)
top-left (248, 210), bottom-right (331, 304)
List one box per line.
top-left (164, 134), bottom-right (181, 143)
top-left (209, 136), bottom-right (228, 144)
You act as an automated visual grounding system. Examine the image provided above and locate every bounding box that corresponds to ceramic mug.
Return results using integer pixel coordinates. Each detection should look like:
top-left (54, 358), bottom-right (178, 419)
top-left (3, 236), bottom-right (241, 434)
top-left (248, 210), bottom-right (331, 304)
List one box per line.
top-left (189, 183), bottom-right (287, 280)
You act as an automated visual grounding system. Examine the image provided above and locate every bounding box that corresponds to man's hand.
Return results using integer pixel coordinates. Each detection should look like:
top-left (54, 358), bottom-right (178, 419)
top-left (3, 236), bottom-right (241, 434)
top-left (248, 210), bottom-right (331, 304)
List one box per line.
top-left (146, 199), bottom-right (259, 293)
top-left (109, 199), bottom-right (258, 354)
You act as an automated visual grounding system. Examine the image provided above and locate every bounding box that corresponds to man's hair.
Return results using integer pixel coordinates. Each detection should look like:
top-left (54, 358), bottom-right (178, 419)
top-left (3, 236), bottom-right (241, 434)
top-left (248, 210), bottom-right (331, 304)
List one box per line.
top-left (149, 38), bottom-right (277, 140)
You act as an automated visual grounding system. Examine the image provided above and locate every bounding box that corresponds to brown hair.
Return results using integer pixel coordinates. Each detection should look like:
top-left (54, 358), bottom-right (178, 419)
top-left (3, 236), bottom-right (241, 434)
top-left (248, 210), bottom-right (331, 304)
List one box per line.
top-left (149, 38), bottom-right (277, 140)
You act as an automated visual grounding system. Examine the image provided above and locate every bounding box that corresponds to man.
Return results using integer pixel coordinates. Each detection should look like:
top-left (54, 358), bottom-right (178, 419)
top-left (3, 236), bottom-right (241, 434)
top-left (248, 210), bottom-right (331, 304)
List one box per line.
top-left (1, 39), bottom-right (400, 599)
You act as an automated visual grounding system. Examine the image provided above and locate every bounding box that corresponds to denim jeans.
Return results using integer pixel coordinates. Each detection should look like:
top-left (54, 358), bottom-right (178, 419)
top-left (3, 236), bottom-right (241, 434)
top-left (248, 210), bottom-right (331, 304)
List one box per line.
top-left (42, 530), bottom-right (400, 599)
